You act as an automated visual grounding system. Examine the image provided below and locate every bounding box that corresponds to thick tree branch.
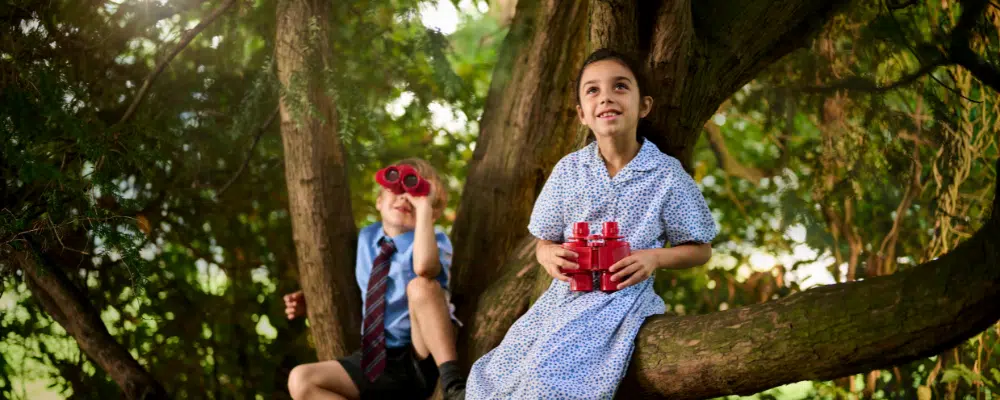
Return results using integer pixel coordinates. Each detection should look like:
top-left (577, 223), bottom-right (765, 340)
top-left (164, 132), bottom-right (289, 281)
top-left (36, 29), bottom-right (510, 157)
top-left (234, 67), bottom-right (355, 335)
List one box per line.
top-left (117, 0), bottom-right (236, 126)
top-left (589, 0), bottom-right (638, 51)
top-left (276, 0), bottom-right (360, 360)
top-left (948, 0), bottom-right (1000, 92)
top-left (618, 178), bottom-right (1000, 398)
top-left (16, 247), bottom-right (168, 400)
top-left (641, 0), bottom-right (850, 169)
top-left (450, 0), bottom-right (590, 327)
top-left (703, 120), bottom-right (768, 184)
top-left (799, 58), bottom-right (947, 93)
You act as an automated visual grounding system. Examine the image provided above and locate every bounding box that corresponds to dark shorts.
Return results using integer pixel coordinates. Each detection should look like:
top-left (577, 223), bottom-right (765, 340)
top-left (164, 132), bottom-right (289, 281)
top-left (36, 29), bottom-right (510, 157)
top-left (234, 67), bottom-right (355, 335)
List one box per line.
top-left (339, 346), bottom-right (438, 400)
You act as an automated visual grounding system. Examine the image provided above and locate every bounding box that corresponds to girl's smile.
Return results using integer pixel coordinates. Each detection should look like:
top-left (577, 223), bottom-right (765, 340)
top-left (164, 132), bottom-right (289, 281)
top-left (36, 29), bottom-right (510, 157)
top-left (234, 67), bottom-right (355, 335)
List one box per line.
top-left (576, 60), bottom-right (652, 139)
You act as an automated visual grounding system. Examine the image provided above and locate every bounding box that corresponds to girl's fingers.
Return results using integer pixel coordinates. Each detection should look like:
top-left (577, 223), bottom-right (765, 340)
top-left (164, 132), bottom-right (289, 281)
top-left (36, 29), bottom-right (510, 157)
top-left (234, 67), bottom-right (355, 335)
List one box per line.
top-left (608, 257), bottom-right (635, 273)
top-left (546, 264), bottom-right (570, 281)
top-left (559, 249), bottom-right (579, 259)
top-left (617, 271), bottom-right (649, 290)
top-left (610, 263), bottom-right (639, 282)
top-left (558, 259), bottom-right (579, 270)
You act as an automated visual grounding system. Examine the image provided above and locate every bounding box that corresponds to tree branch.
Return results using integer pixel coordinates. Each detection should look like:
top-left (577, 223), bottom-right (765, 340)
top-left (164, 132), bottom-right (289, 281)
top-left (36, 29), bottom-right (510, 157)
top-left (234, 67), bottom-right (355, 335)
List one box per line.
top-left (704, 120), bottom-right (768, 184)
top-left (116, 0), bottom-right (237, 126)
top-left (217, 105), bottom-right (280, 196)
top-left (16, 247), bottom-right (169, 399)
top-left (799, 59), bottom-right (947, 93)
top-left (642, 0), bottom-right (851, 168)
top-left (615, 158), bottom-right (1000, 399)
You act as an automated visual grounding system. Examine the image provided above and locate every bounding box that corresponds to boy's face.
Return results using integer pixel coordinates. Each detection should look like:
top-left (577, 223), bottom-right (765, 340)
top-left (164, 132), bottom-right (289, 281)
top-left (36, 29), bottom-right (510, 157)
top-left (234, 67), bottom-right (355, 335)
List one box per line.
top-left (376, 189), bottom-right (417, 232)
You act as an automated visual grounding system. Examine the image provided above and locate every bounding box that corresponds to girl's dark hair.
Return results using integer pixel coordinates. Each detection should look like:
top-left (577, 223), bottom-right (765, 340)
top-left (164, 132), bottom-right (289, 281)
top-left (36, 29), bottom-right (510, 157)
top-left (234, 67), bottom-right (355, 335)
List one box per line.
top-left (574, 48), bottom-right (656, 143)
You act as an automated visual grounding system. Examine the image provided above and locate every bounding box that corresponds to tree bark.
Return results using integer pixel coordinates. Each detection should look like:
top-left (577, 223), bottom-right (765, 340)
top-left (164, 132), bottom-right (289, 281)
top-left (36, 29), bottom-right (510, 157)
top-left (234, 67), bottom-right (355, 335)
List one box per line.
top-left (460, 236), bottom-right (553, 362)
top-left (449, 0), bottom-right (590, 323)
top-left (15, 249), bottom-right (168, 400)
top-left (645, 0), bottom-right (851, 169)
top-left (276, 0), bottom-right (360, 360)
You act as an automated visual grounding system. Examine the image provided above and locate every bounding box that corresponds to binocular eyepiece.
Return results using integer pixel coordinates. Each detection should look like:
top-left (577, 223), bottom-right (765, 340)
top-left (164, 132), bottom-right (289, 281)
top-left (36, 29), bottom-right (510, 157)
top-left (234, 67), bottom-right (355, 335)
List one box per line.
top-left (375, 164), bottom-right (430, 196)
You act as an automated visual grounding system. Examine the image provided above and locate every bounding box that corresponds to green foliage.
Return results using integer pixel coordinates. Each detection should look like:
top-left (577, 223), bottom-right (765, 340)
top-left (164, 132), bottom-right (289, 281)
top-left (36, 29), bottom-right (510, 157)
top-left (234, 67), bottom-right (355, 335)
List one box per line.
top-left (687, 1), bottom-right (1000, 399)
top-left (2, 0), bottom-right (998, 399)
top-left (1, 0), bottom-right (499, 398)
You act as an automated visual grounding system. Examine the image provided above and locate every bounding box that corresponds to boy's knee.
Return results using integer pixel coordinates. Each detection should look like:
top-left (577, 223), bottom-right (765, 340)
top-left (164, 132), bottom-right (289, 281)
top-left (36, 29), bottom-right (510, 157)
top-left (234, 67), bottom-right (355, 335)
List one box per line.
top-left (406, 276), bottom-right (442, 305)
top-left (287, 365), bottom-right (312, 399)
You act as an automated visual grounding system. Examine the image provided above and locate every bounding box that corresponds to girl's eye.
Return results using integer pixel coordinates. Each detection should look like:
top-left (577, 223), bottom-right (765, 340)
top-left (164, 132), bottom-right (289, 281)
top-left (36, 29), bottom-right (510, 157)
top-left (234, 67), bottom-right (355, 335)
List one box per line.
top-left (586, 87), bottom-right (598, 94)
top-left (615, 82), bottom-right (628, 90)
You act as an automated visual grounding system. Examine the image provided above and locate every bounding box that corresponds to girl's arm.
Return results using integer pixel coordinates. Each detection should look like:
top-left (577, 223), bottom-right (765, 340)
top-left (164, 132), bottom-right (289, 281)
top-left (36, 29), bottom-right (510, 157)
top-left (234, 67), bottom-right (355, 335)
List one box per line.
top-left (608, 242), bottom-right (712, 289)
top-left (645, 242), bottom-right (712, 270)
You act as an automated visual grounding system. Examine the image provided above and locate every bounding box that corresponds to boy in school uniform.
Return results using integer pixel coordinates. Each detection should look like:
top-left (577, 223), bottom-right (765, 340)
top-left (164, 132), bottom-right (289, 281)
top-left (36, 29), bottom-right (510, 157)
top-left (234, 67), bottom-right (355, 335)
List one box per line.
top-left (284, 158), bottom-right (466, 400)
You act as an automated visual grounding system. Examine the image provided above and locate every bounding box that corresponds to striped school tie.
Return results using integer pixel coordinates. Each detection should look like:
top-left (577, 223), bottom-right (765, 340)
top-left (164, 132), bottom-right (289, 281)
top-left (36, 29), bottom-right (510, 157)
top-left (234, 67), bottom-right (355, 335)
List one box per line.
top-left (361, 237), bottom-right (396, 382)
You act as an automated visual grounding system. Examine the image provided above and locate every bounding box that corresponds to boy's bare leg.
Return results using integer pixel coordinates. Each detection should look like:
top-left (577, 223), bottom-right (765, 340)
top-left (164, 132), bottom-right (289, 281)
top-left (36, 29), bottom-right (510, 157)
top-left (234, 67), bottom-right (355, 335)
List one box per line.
top-left (287, 360), bottom-right (360, 400)
top-left (406, 276), bottom-right (457, 363)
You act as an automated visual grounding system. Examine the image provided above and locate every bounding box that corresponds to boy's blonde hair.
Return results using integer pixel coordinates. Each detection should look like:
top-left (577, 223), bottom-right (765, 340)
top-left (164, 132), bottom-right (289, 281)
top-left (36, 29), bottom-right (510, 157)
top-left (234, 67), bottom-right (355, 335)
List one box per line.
top-left (390, 158), bottom-right (448, 213)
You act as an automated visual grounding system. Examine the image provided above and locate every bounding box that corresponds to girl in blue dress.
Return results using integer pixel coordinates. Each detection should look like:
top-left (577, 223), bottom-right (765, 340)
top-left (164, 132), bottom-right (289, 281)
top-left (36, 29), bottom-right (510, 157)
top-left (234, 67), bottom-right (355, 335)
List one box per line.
top-left (465, 48), bottom-right (719, 399)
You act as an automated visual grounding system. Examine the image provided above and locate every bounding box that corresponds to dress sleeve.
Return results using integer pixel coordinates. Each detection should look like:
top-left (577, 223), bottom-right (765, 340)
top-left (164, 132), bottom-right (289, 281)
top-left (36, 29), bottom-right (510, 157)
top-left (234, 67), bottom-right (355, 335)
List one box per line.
top-left (661, 166), bottom-right (718, 245)
top-left (527, 159), bottom-right (568, 242)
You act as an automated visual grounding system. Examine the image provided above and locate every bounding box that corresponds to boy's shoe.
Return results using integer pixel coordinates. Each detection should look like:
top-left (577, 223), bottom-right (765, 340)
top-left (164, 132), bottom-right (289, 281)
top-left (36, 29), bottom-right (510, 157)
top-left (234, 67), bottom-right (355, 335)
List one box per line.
top-left (443, 384), bottom-right (466, 400)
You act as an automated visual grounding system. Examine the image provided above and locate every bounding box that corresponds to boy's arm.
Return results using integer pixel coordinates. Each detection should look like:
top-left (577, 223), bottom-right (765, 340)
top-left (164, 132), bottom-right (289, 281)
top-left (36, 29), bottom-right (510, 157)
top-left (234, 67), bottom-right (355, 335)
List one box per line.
top-left (411, 204), bottom-right (441, 278)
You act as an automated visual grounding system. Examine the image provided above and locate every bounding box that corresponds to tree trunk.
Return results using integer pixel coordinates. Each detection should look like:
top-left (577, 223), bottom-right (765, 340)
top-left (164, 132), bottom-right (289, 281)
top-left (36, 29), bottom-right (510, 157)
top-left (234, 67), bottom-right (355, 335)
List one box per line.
top-left (15, 248), bottom-right (169, 400)
top-left (448, 0), bottom-right (591, 333)
top-left (275, 0), bottom-right (360, 361)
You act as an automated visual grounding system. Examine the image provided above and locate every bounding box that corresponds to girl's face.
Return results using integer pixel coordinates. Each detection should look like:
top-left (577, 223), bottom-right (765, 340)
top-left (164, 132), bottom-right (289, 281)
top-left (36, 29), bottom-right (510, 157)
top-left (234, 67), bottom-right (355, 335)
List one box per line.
top-left (576, 60), bottom-right (653, 140)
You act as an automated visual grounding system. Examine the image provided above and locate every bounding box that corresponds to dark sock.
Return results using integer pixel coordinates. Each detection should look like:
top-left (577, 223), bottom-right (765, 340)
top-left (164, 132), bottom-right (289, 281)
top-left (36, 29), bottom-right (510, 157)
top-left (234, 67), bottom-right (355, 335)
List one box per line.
top-left (438, 361), bottom-right (466, 391)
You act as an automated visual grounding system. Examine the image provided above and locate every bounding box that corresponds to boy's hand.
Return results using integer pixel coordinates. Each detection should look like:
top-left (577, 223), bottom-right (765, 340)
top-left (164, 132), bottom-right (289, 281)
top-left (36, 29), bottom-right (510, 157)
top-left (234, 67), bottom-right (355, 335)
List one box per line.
top-left (402, 182), bottom-right (434, 217)
top-left (536, 242), bottom-right (578, 282)
top-left (283, 291), bottom-right (307, 320)
top-left (608, 249), bottom-right (659, 289)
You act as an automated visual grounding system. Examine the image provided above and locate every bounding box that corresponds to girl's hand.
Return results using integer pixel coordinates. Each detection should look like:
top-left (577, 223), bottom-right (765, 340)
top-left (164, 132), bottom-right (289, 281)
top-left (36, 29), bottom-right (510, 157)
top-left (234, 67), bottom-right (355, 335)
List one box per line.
top-left (608, 249), bottom-right (659, 289)
top-left (536, 242), bottom-right (579, 282)
top-left (283, 291), bottom-right (307, 320)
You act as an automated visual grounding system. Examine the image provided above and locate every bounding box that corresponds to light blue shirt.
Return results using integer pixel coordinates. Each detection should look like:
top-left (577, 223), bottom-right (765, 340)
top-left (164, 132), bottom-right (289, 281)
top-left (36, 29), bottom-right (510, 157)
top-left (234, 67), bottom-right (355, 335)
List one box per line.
top-left (528, 138), bottom-right (718, 249)
top-left (355, 222), bottom-right (458, 348)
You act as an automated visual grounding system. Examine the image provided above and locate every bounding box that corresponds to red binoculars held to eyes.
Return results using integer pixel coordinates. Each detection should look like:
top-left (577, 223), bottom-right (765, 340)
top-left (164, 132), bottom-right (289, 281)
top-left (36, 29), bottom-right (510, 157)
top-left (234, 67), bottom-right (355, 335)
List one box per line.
top-left (375, 164), bottom-right (430, 197)
top-left (560, 221), bottom-right (631, 293)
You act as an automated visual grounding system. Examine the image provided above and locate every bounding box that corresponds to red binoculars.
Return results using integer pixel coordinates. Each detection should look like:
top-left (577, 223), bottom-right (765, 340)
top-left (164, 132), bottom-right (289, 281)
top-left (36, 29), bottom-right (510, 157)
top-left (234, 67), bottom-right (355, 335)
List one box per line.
top-left (374, 164), bottom-right (430, 197)
top-left (560, 221), bottom-right (631, 292)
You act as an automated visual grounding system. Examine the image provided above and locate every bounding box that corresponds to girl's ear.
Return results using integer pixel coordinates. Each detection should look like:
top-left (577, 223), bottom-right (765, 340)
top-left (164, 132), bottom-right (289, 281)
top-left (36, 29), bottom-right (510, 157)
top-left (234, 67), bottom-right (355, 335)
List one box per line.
top-left (576, 104), bottom-right (587, 125)
top-left (639, 96), bottom-right (654, 118)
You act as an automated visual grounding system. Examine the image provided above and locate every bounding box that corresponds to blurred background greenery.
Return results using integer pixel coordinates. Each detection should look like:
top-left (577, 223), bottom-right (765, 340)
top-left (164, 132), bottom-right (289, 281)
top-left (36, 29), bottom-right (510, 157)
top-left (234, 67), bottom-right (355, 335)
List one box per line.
top-left (1, 0), bottom-right (997, 399)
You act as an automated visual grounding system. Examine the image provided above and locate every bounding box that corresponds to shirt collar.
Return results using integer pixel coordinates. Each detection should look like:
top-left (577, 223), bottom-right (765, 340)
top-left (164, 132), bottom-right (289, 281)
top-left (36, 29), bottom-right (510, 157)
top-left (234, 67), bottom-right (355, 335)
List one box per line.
top-left (373, 222), bottom-right (415, 252)
top-left (583, 138), bottom-right (660, 172)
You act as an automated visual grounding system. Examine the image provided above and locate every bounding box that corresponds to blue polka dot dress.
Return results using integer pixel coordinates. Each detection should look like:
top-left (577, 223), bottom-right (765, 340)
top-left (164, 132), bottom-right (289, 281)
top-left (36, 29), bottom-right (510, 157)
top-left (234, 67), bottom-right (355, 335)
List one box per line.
top-left (466, 139), bottom-right (718, 399)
